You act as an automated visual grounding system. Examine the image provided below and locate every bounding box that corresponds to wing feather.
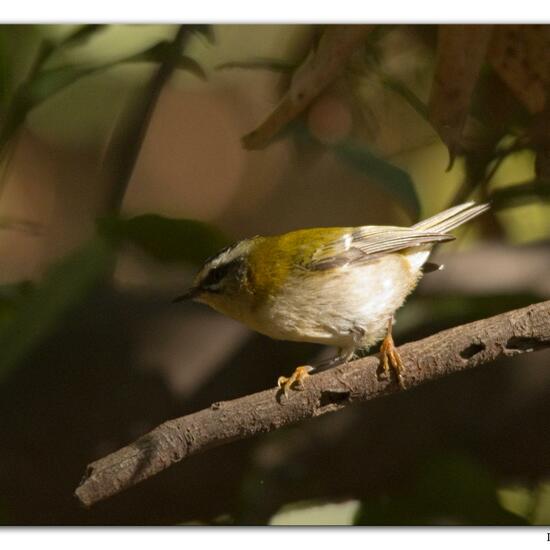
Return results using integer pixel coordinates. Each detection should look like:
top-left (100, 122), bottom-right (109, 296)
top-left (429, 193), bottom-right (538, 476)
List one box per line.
top-left (307, 226), bottom-right (454, 271)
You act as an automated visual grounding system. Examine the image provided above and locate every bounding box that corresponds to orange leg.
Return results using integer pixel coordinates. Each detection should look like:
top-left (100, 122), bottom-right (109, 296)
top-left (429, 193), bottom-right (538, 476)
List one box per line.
top-left (379, 318), bottom-right (406, 388)
top-left (277, 349), bottom-right (356, 398)
top-left (277, 366), bottom-right (314, 397)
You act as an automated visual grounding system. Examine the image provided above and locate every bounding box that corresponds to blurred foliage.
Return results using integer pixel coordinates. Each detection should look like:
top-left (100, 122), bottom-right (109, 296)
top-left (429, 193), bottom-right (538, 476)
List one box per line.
top-left (498, 481), bottom-right (550, 525)
top-left (0, 280), bottom-right (34, 324)
top-left (0, 25), bottom-right (106, 159)
top-left (354, 453), bottom-right (528, 525)
top-left (232, 404), bottom-right (549, 528)
top-left (222, 25), bottom-right (550, 232)
top-left (335, 140), bottom-right (420, 220)
top-left (491, 180), bottom-right (550, 211)
top-left (0, 237), bottom-right (114, 382)
top-left (0, 24), bottom-right (223, 383)
top-left (0, 24), bottom-right (206, 161)
top-left (0, 213), bottom-right (229, 381)
top-left (269, 500), bottom-right (360, 525)
top-left (99, 214), bottom-right (229, 264)
top-left (218, 57), bottom-right (421, 220)
top-left (264, 455), bottom-right (550, 526)
top-left (58, 25), bottom-right (106, 48)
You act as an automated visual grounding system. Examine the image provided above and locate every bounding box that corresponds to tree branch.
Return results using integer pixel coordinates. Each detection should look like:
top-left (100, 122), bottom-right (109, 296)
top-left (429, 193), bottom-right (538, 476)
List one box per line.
top-left (75, 299), bottom-right (550, 507)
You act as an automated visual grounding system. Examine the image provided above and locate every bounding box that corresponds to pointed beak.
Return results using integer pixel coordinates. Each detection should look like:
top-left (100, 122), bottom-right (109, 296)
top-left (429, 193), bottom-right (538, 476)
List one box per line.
top-left (172, 287), bottom-right (200, 303)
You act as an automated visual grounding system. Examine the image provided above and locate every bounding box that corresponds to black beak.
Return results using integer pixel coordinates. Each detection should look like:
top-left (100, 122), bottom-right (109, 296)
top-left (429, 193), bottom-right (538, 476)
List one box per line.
top-left (172, 287), bottom-right (200, 303)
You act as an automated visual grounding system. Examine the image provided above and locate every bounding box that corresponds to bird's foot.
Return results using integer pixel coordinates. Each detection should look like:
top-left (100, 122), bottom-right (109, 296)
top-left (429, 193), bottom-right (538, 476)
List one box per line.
top-left (379, 330), bottom-right (405, 389)
top-left (277, 365), bottom-right (314, 397)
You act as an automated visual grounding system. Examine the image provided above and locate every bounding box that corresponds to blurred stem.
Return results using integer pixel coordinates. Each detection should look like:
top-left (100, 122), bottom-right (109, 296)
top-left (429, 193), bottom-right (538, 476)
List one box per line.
top-left (381, 74), bottom-right (429, 120)
top-left (448, 140), bottom-right (499, 207)
top-left (448, 136), bottom-right (529, 208)
top-left (448, 155), bottom-right (489, 207)
top-left (101, 25), bottom-right (189, 214)
top-left (489, 179), bottom-right (550, 209)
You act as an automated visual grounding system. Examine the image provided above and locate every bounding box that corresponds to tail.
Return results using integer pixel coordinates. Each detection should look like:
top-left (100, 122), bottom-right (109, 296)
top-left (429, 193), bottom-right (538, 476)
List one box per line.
top-left (412, 202), bottom-right (490, 234)
top-left (405, 202), bottom-right (489, 272)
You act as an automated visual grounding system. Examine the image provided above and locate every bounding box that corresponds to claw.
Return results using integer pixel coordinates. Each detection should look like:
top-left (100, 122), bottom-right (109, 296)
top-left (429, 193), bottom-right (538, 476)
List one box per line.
top-left (277, 366), bottom-right (314, 397)
top-left (379, 318), bottom-right (405, 389)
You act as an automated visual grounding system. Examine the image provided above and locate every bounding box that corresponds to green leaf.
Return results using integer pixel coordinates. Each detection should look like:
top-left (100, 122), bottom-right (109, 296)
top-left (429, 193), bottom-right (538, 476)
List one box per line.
top-left (175, 56), bottom-right (207, 80)
top-left (0, 237), bottom-right (113, 382)
top-left (20, 38), bottom-right (200, 112)
top-left (498, 480), bottom-right (550, 525)
top-left (188, 24), bottom-right (215, 45)
top-left (0, 35), bottom-right (201, 151)
top-left (497, 485), bottom-right (535, 522)
top-left (99, 214), bottom-right (229, 264)
top-left (334, 140), bottom-right (421, 221)
top-left (270, 500), bottom-right (360, 525)
top-left (124, 40), bottom-right (172, 63)
top-left (59, 25), bottom-right (106, 48)
top-left (23, 63), bottom-right (100, 107)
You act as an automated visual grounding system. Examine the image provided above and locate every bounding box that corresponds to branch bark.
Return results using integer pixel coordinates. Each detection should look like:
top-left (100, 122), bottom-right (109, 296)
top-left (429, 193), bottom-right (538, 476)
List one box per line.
top-left (75, 299), bottom-right (550, 507)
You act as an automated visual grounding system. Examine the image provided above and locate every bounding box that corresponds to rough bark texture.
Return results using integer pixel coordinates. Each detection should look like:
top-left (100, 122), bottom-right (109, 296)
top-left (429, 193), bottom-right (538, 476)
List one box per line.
top-left (75, 299), bottom-right (550, 507)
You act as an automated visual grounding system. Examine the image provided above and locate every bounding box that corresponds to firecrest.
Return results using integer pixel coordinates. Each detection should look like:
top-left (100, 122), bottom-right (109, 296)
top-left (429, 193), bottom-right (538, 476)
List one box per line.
top-left (175, 202), bottom-right (489, 395)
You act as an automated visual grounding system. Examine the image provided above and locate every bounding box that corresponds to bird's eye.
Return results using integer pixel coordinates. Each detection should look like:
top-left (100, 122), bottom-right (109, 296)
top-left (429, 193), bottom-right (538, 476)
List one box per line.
top-left (206, 267), bottom-right (226, 285)
top-left (201, 261), bottom-right (237, 291)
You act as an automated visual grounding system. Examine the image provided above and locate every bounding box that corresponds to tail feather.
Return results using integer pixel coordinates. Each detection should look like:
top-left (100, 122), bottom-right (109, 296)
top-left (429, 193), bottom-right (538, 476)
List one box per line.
top-left (412, 202), bottom-right (490, 234)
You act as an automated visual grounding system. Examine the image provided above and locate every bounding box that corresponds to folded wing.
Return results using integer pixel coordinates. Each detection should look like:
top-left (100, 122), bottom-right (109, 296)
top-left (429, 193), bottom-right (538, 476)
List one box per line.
top-left (307, 226), bottom-right (454, 271)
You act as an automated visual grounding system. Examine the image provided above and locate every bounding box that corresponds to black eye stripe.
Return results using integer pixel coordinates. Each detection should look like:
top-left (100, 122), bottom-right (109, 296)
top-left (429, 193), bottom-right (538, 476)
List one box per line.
top-left (201, 259), bottom-right (242, 290)
top-left (204, 265), bottom-right (229, 286)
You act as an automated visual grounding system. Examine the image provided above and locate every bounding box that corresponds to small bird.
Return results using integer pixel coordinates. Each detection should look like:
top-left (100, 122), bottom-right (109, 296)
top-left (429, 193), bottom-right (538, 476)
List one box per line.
top-left (175, 202), bottom-right (489, 395)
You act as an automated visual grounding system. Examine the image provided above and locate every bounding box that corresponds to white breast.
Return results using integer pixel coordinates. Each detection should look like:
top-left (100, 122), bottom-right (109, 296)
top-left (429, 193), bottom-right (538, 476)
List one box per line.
top-left (256, 253), bottom-right (425, 352)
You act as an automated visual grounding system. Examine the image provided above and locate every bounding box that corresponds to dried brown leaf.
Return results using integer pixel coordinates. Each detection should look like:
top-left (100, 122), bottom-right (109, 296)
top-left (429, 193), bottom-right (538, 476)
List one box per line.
top-left (488, 25), bottom-right (550, 114)
top-left (428, 25), bottom-right (493, 167)
top-left (242, 25), bottom-right (373, 150)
